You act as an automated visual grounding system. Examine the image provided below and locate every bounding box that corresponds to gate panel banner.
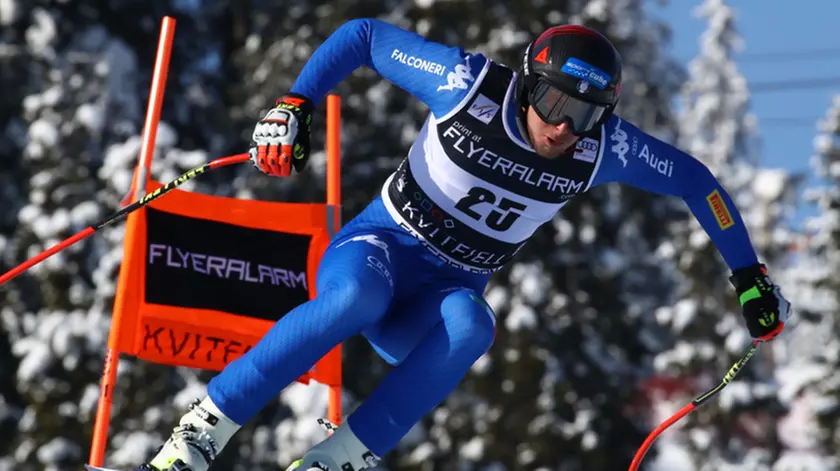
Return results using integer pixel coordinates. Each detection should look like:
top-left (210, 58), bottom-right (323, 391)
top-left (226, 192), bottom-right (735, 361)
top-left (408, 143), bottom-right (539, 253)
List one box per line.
top-left (111, 180), bottom-right (333, 377)
top-left (144, 207), bottom-right (312, 319)
top-left (87, 15), bottom-right (344, 465)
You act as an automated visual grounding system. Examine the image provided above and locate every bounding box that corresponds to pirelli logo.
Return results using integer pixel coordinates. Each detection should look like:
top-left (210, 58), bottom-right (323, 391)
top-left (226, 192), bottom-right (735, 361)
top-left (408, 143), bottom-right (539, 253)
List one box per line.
top-left (707, 189), bottom-right (734, 230)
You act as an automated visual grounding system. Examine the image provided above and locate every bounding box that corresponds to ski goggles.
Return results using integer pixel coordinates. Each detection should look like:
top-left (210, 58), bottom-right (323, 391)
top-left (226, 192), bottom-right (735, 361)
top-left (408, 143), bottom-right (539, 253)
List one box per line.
top-left (529, 78), bottom-right (608, 134)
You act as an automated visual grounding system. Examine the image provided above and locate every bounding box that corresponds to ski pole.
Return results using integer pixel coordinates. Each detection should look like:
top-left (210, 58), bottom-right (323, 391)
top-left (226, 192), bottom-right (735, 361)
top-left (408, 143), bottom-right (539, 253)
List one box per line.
top-left (0, 152), bottom-right (251, 287)
top-left (628, 339), bottom-right (760, 471)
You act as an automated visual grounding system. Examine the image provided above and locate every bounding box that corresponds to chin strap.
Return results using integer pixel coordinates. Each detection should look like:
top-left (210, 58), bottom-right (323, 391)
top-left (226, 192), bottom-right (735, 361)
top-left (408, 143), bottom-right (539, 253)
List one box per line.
top-left (515, 107), bottom-right (533, 147)
top-left (512, 73), bottom-right (534, 148)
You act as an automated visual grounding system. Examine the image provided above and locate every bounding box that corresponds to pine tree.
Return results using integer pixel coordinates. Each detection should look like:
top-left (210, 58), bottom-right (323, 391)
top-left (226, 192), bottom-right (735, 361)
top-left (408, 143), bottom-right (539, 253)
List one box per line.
top-left (771, 95), bottom-right (840, 471)
top-left (0, 2), bottom-right (249, 469)
top-left (653, 0), bottom-right (799, 468)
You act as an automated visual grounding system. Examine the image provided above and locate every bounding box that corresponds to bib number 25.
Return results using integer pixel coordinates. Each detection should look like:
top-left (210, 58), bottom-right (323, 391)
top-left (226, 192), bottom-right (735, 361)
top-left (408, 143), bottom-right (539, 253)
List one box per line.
top-left (455, 186), bottom-right (527, 232)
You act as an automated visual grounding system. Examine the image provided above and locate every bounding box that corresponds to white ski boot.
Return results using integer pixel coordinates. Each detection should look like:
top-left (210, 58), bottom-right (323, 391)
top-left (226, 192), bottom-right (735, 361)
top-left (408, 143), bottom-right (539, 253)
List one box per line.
top-left (285, 418), bottom-right (380, 471)
top-left (142, 398), bottom-right (241, 471)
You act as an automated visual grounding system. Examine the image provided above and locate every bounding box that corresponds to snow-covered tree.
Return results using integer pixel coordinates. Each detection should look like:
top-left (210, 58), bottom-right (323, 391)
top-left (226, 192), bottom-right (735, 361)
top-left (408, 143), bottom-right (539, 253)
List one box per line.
top-left (651, 0), bottom-right (800, 468)
top-left (0, 3), bottom-right (257, 469)
top-left (769, 94), bottom-right (840, 471)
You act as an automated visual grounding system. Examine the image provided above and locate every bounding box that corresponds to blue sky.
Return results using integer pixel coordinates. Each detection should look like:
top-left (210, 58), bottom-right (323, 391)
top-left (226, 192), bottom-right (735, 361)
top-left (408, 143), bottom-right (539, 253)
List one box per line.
top-left (649, 0), bottom-right (840, 227)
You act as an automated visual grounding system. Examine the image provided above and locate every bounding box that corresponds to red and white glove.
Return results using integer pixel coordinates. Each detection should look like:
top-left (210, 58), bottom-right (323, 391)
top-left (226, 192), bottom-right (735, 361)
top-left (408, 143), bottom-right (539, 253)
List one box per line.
top-left (250, 93), bottom-right (314, 177)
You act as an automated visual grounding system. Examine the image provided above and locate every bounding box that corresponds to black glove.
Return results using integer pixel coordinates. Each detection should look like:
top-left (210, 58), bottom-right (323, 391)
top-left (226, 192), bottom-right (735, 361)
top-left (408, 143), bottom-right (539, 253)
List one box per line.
top-left (729, 263), bottom-right (791, 341)
top-left (250, 93), bottom-right (314, 177)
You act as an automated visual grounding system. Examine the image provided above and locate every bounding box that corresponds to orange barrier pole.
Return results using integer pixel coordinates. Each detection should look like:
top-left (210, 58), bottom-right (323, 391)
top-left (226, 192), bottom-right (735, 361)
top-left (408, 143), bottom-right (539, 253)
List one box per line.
top-left (88, 16), bottom-right (176, 467)
top-left (327, 94), bottom-right (341, 210)
top-left (133, 17), bottom-right (176, 197)
top-left (326, 94), bottom-right (343, 426)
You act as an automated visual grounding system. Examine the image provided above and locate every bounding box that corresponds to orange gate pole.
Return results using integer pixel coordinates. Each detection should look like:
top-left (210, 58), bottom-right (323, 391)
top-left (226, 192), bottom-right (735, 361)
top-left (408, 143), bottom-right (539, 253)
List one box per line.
top-left (326, 94), bottom-right (343, 426)
top-left (88, 16), bottom-right (176, 467)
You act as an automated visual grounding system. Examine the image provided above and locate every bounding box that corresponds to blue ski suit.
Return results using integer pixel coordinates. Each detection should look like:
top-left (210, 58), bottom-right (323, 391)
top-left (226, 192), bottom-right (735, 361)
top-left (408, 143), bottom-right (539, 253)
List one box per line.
top-left (207, 19), bottom-right (759, 457)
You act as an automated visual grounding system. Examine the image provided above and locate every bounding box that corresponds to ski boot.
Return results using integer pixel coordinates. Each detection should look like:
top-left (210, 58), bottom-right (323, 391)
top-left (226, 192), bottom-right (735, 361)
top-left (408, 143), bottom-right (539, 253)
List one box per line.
top-left (285, 418), bottom-right (380, 471)
top-left (134, 398), bottom-right (239, 471)
top-left (84, 423), bottom-right (220, 471)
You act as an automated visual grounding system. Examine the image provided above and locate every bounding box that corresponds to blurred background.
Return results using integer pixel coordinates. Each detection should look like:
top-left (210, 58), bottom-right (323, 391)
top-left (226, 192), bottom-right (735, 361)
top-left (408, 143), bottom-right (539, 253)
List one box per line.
top-left (0, 0), bottom-right (837, 470)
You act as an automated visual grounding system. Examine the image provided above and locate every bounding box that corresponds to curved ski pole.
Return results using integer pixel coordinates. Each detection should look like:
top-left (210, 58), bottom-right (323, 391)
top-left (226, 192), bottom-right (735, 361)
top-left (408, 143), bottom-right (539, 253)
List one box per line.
top-left (0, 152), bottom-right (251, 287)
top-left (628, 339), bottom-right (760, 471)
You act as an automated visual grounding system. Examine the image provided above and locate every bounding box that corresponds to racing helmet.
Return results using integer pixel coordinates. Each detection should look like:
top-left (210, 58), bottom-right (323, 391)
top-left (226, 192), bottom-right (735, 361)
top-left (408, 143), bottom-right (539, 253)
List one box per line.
top-left (516, 24), bottom-right (623, 134)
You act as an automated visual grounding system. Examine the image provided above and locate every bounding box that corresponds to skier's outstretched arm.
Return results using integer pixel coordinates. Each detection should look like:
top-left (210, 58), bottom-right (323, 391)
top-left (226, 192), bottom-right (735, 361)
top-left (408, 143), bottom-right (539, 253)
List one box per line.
top-left (592, 114), bottom-right (791, 341)
top-left (290, 18), bottom-right (486, 115)
top-left (249, 18), bottom-right (486, 177)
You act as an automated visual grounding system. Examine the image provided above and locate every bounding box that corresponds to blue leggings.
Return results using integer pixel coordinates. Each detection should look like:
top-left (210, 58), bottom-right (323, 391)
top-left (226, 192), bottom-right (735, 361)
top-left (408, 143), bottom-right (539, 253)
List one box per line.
top-left (207, 199), bottom-right (495, 456)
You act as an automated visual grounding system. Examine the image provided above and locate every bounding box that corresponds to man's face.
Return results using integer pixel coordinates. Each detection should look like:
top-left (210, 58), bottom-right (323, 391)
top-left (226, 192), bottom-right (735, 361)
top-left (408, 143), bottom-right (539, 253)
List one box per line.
top-left (525, 105), bottom-right (581, 159)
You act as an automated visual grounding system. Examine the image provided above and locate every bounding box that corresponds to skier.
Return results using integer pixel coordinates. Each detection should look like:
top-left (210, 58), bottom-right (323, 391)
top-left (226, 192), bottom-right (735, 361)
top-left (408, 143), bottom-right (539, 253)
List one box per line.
top-left (133, 18), bottom-right (792, 471)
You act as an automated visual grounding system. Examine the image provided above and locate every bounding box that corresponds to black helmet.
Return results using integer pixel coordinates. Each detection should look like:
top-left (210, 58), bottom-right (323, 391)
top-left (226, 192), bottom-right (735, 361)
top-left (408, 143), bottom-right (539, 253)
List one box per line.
top-left (516, 24), bottom-right (623, 134)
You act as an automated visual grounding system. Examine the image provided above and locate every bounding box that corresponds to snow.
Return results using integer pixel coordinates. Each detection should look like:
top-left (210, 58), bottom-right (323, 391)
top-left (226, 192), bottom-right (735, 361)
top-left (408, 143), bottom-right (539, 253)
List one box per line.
top-left (459, 436), bottom-right (484, 461)
top-left (155, 122), bottom-right (178, 149)
top-left (17, 203), bottom-right (41, 226)
top-left (407, 442), bottom-right (436, 464)
top-left (579, 223), bottom-right (596, 243)
top-left (36, 437), bottom-right (79, 464)
top-left (509, 264), bottom-right (548, 305)
top-left (582, 0), bottom-right (609, 21)
top-left (471, 352), bottom-right (492, 376)
top-left (649, 440), bottom-right (694, 471)
top-left (717, 382), bottom-right (754, 410)
top-left (0, 0), bottom-right (19, 26)
top-left (28, 118), bottom-right (59, 147)
top-left (672, 299), bottom-right (699, 332)
top-left (776, 363), bottom-right (831, 404)
top-left (273, 382), bottom-right (332, 466)
top-left (70, 200), bottom-right (101, 225)
top-left (76, 103), bottom-right (106, 135)
top-left (15, 337), bottom-right (52, 383)
top-left (753, 169), bottom-right (788, 201)
top-left (100, 137), bottom-right (143, 195)
top-left (108, 431), bottom-right (160, 466)
top-left (79, 384), bottom-right (101, 418)
top-left (552, 217), bottom-right (574, 243)
top-left (504, 303), bottom-right (537, 332)
top-left (723, 328), bottom-right (750, 354)
top-left (25, 8), bottom-right (57, 57)
top-left (774, 451), bottom-right (836, 471)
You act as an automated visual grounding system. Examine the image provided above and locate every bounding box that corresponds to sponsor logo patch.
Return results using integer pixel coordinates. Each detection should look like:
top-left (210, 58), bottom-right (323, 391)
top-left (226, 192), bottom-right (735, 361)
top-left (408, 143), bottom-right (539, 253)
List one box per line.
top-left (610, 117), bottom-right (628, 167)
top-left (707, 189), bottom-right (735, 230)
top-left (467, 93), bottom-right (500, 124)
top-left (573, 137), bottom-right (598, 163)
top-left (438, 56), bottom-right (474, 92)
top-left (561, 57), bottom-right (611, 89)
top-left (390, 48), bottom-right (446, 76)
